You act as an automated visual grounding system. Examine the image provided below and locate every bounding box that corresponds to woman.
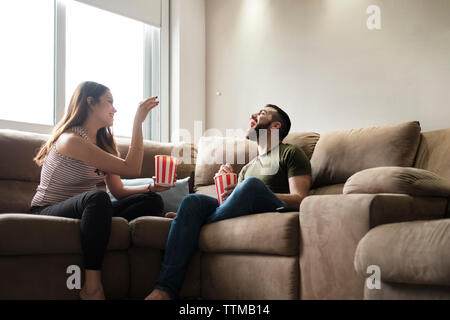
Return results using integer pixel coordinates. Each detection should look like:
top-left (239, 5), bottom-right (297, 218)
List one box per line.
top-left (31, 81), bottom-right (169, 300)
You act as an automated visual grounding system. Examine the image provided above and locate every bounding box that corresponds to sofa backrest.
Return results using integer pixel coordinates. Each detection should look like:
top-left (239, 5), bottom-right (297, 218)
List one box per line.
top-left (310, 121), bottom-right (422, 188)
top-left (0, 129), bottom-right (196, 214)
top-left (0, 130), bottom-right (47, 184)
top-left (193, 132), bottom-right (320, 188)
top-left (194, 136), bottom-right (257, 187)
top-left (414, 128), bottom-right (450, 181)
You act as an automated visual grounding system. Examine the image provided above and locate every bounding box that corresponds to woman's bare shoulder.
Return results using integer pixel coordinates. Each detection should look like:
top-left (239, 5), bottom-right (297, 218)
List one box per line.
top-left (56, 131), bottom-right (87, 156)
top-left (58, 131), bottom-right (85, 144)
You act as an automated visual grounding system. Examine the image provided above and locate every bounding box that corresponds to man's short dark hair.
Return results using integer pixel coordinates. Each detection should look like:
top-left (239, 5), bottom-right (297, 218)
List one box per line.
top-left (266, 104), bottom-right (291, 140)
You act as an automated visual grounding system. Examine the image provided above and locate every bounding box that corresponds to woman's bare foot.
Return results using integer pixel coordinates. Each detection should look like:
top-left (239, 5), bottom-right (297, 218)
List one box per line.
top-left (80, 286), bottom-right (105, 300)
top-left (145, 289), bottom-right (171, 300)
top-left (81, 270), bottom-right (105, 300)
top-left (165, 212), bottom-right (177, 219)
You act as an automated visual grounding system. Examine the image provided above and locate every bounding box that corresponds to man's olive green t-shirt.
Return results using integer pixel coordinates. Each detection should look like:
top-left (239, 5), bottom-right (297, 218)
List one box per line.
top-left (237, 143), bottom-right (311, 194)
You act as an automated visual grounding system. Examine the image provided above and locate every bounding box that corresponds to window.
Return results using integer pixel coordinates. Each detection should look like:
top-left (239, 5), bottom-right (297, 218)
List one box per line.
top-left (0, 0), bottom-right (162, 140)
top-left (0, 0), bottom-right (54, 125)
top-left (66, 0), bottom-right (157, 137)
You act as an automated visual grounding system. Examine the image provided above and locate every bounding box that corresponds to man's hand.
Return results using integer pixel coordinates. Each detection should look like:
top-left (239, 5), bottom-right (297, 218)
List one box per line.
top-left (221, 184), bottom-right (236, 201)
top-left (275, 175), bottom-right (311, 210)
top-left (215, 163), bottom-right (237, 201)
top-left (165, 212), bottom-right (177, 219)
top-left (216, 163), bottom-right (234, 177)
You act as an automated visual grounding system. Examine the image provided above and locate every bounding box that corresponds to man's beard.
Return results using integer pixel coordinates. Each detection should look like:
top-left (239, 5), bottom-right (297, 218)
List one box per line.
top-left (245, 122), bottom-right (271, 142)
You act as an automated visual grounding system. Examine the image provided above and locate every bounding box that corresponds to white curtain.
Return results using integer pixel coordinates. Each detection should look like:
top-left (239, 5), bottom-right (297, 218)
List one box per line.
top-left (74, 0), bottom-right (161, 27)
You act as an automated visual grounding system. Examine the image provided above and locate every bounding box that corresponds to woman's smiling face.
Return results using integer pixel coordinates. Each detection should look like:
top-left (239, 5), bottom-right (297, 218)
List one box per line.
top-left (90, 90), bottom-right (117, 127)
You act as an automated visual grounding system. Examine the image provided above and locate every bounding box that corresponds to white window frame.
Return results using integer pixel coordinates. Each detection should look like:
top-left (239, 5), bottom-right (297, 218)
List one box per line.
top-left (159, 0), bottom-right (170, 143)
top-left (0, 0), bottom-right (169, 142)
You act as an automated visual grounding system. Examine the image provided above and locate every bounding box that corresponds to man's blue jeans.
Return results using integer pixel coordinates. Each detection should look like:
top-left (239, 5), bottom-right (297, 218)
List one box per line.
top-left (153, 177), bottom-right (287, 299)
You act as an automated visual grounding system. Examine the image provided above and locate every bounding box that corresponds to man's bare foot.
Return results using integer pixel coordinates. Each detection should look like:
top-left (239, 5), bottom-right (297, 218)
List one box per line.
top-left (165, 212), bottom-right (177, 219)
top-left (80, 287), bottom-right (105, 300)
top-left (145, 289), bottom-right (171, 300)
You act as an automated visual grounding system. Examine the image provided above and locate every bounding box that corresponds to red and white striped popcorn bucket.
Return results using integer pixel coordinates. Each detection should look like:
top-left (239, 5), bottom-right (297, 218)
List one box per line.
top-left (155, 155), bottom-right (178, 186)
top-left (214, 173), bottom-right (238, 205)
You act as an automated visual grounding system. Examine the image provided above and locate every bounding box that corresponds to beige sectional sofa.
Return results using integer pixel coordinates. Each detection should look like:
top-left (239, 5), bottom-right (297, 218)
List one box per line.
top-left (0, 120), bottom-right (449, 300)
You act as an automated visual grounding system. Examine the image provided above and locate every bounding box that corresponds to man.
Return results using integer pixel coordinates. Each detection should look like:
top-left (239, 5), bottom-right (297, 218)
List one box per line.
top-left (146, 104), bottom-right (311, 300)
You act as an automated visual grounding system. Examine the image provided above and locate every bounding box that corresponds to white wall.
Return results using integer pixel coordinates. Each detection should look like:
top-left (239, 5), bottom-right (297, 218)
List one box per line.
top-left (205, 0), bottom-right (450, 134)
top-left (170, 0), bottom-right (206, 143)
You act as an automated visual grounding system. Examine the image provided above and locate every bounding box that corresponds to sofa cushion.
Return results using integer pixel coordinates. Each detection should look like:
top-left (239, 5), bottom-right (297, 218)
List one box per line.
top-left (344, 167), bottom-right (450, 197)
top-left (355, 219), bottom-right (450, 286)
top-left (0, 129), bottom-right (47, 183)
top-left (0, 214), bottom-right (130, 255)
top-left (199, 212), bottom-right (299, 256)
top-left (414, 128), bottom-right (450, 182)
top-left (309, 184), bottom-right (344, 196)
top-left (194, 136), bottom-right (257, 187)
top-left (0, 180), bottom-right (38, 214)
top-left (195, 184), bottom-right (217, 198)
top-left (282, 132), bottom-right (320, 160)
top-left (130, 216), bottom-right (173, 249)
top-left (310, 121), bottom-right (422, 188)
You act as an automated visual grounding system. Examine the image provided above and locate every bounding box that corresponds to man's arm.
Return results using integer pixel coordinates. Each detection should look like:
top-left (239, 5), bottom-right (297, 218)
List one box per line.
top-left (275, 175), bottom-right (311, 209)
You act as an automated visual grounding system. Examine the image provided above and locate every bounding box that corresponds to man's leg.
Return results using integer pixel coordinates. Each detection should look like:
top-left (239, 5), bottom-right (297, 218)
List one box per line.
top-left (205, 177), bottom-right (286, 224)
top-left (153, 193), bottom-right (219, 299)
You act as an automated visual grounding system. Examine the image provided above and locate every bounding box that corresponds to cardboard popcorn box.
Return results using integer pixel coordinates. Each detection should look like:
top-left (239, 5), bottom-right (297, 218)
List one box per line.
top-left (155, 155), bottom-right (178, 187)
top-left (214, 173), bottom-right (238, 205)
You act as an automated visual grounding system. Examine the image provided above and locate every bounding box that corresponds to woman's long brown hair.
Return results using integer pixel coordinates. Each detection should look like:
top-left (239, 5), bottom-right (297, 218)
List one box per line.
top-left (34, 81), bottom-right (120, 166)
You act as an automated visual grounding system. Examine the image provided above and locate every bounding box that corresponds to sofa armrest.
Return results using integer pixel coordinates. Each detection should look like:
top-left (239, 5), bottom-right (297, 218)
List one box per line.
top-left (355, 219), bottom-right (450, 286)
top-left (343, 167), bottom-right (450, 198)
top-left (299, 194), bottom-right (448, 300)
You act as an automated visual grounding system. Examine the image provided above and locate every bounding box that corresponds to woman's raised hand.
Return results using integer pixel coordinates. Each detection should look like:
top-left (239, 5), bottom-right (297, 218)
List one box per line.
top-left (135, 96), bottom-right (159, 123)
